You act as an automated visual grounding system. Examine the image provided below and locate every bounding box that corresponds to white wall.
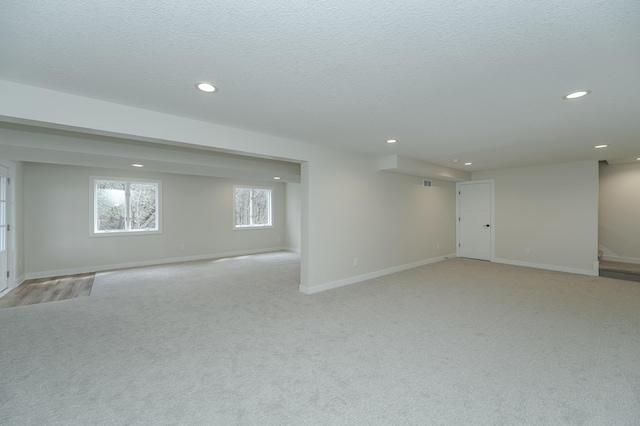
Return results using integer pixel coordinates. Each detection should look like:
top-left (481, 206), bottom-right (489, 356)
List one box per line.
top-left (302, 153), bottom-right (456, 292)
top-left (473, 161), bottom-right (599, 275)
top-left (24, 163), bottom-right (286, 277)
top-left (285, 182), bottom-right (301, 252)
top-left (2, 80), bottom-right (457, 292)
top-left (599, 162), bottom-right (640, 263)
top-left (0, 123), bottom-right (301, 183)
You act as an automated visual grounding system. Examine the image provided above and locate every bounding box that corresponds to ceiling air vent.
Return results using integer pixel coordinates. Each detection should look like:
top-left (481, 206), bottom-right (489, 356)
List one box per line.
top-left (423, 179), bottom-right (432, 187)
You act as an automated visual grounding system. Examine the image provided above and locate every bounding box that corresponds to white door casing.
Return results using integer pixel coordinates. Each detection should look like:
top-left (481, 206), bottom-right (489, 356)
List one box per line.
top-left (0, 165), bottom-right (8, 293)
top-left (457, 180), bottom-right (493, 261)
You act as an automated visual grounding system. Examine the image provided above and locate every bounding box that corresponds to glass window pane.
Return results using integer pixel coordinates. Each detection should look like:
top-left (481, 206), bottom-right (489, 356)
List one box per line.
top-left (251, 189), bottom-right (270, 226)
top-left (130, 183), bottom-right (158, 230)
top-left (234, 187), bottom-right (272, 228)
top-left (96, 181), bottom-right (126, 231)
top-left (235, 188), bottom-right (251, 227)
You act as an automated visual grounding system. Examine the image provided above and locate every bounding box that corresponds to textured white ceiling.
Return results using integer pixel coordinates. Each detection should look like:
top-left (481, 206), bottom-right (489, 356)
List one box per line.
top-left (1, 0), bottom-right (639, 171)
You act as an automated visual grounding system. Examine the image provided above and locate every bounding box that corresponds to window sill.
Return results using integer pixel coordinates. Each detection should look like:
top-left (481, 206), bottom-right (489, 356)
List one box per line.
top-left (91, 230), bottom-right (162, 237)
top-left (233, 225), bottom-right (274, 231)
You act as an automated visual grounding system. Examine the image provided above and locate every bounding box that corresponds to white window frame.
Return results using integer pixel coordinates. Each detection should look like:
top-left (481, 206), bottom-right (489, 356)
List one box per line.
top-left (233, 185), bottom-right (273, 230)
top-left (91, 177), bottom-right (162, 236)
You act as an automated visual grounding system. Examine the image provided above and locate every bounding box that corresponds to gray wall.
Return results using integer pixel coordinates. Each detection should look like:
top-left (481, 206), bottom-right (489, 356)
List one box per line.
top-left (301, 153), bottom-right (457, 292)
top-left (285, 182), bottom-right (301, 252)
top-left (0, 82), bottom-right (608, 292)
top-left (24, 163), bottom-right (287, 277)
top-left (21, 159), bottom-right (456, 289)
top-left (0, 82), bottom-right (460, 292)
top-left (599, 162), bottom-right (640, 263)
top-left (473, 161), bottom-right (599, 274)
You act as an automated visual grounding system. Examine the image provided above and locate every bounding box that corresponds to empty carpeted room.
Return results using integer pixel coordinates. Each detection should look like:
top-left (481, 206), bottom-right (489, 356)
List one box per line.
top-left (1, 1), bottom-right (640, 425)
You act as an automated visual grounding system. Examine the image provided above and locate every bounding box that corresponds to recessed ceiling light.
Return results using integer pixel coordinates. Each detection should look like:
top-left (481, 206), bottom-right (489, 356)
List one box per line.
top-left (464, 162), bottom-right (472, 166)
top-left (131, 164), bottom-right (144, 167)
top-left (563, 90), bottom-right (591, 100)
top-left (196, 82), bottom-right (217, 93)
top-left (636, 157), bottom-right (640, 161)
top-left (273, 176), bottom-right (281, 180)
top-left (594, 144), bottom-right (608, 149)
top-left (386, 139), bottom-right (397, 144)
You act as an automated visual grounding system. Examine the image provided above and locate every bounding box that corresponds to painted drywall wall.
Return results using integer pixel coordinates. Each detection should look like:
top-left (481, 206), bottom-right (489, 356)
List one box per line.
top-left (0, 80), bottom-right (312, 163)
top-left (473, 161), bottom-right (599, 274)
top-left (285, 182), bottom-right (301, 252)
top-left (599, 162), bottom-right (640, 263)
top-left (0, 123), bottom-right (301, 183)
top-left (303, 152), bottom-right (456, 291)
top-left (24, 163), bottom-right (286, 277)
top-left (2, 80), bottom-right (456, 291)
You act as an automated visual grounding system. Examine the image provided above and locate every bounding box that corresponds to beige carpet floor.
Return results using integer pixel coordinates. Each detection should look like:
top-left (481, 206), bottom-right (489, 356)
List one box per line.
top-left (1, 252), bottom-right (639, 425)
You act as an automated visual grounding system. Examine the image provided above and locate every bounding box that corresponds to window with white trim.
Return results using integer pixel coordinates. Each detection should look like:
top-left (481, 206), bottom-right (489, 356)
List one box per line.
top-left (234, 186), bottom-right (272, 229)
top-left (93, 178), bottom-right (161, 234)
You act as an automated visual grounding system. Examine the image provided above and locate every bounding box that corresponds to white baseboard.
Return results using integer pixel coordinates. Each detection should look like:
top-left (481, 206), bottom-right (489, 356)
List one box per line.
top-left (299, 254), bottom-right (454, 295)
top-left (601, 255), bottom-right (640, 265)
top-left (492, 258), bottom-right (598, 276)
top-left (24, 247), bottom-right (291, 280)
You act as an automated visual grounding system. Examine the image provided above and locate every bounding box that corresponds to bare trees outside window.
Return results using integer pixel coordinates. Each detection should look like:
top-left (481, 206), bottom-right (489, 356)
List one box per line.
top-left (94, 179), bottom-right (160, 234)
top-left (234, 186), bottom-right (272, 228)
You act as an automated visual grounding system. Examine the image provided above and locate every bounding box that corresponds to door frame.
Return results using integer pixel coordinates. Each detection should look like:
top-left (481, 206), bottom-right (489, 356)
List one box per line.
top-left (456, 179), bottom-right (495, 261)
top-left (0, 160), bottom-right (16, 297)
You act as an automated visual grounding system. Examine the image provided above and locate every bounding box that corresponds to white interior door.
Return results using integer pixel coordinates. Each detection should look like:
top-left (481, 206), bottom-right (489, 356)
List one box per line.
top-left (0, 166), bottom-right (8, 292)
top-left (457, 181), bottom-right (492, 261)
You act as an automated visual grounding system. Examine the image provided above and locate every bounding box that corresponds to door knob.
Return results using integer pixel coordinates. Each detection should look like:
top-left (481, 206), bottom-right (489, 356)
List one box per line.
top-left (484, 224), bottom-right (490, 227)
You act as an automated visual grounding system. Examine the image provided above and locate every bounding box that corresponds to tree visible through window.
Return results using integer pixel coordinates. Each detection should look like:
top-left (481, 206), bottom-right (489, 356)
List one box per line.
top-left (234, 186), bottom-right (272, 228)
top-left (94, 179), bottom-right (160, 234)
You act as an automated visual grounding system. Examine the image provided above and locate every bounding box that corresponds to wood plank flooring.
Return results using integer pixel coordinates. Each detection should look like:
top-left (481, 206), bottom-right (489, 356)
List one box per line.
top-left (599, 260), bottom-right (640, 274)
top-left (0, 273), bottom-right (95, 309)
top-left (599, 260), bottom-right (640, 283)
